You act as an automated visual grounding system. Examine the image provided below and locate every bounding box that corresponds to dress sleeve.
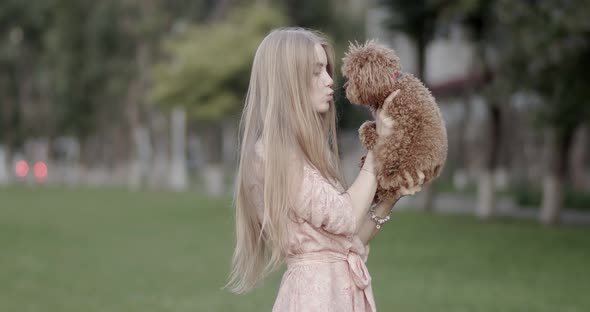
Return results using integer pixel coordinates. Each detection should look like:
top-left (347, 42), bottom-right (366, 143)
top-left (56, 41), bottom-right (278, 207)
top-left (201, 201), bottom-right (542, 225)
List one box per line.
top-left (292, 164), bottom-right (356, 236)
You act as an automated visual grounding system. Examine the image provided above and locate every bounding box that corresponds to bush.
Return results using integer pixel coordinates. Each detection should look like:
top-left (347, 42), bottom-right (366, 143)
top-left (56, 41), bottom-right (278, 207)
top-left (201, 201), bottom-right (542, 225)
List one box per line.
top-left (513, 185), bottom-right (590, 211)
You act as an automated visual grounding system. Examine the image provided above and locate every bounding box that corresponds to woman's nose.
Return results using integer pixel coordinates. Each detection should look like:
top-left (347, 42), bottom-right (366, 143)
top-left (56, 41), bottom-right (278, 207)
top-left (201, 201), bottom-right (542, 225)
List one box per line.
top-left (326, 78), bottom-right (333, 88)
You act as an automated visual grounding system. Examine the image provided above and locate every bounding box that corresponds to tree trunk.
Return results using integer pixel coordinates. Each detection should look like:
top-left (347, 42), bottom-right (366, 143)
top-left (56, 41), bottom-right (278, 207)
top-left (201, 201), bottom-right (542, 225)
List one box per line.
top-left (476, 169), bottom-right (495, 218)
top-left (0, 74), bottom-right (16, 184)
top-left (125, 1), bottom-right (157, 190)
top-left (202, 123), bottom-right (225, 196)
top-left (169, 107), bottom-right (188, 191)
top-left (453, 85), bottom-right (473, 191)
top-left (570, 125), bottom-right (588, 191)
top-left (222, 119), bottom-right (238, 172)
top-left (540, 127), bottom-right (574, 225)
top-left (126, 40), bottom-right (150, 190)
top-left (540, 174), bottom-right (564, 225)
top-left (416, 32), bottom-right (426, 82)
top-left (0, 145), bottom-right (8, 185)
top-left (476, 104), bottom-right (501, 219)
top-left (125, 74), bottom-right (142, 190)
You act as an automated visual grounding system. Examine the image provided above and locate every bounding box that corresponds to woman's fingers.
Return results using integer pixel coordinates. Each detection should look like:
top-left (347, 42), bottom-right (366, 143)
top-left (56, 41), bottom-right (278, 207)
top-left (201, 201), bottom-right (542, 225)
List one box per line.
top-left (376, 89), bottom-right (399, 117)
top-left (403, 171), bottom-right (414, 188)
top-left (395, 175), bottom-right (404, 185)
top-left (398, 170), bottom-right (425, 196)
top-left (417, 171), bottom-right (425, 185)
top-left (399, 171), bottom-right (414, 196)
top-left (399, 186), bottom-right (409, 195)
top-left (400, 184), bottom-right (422, 196)
top-left (384, 89), bottom-right (400, 107)
top-left (382, 116), bottom-right (394, 128)
top-left (378, 89), bottom-right (399, 119)
top-left (400, 185), bottom-right (420, 196)
top-left (375, 90), bottom-right (399, 137)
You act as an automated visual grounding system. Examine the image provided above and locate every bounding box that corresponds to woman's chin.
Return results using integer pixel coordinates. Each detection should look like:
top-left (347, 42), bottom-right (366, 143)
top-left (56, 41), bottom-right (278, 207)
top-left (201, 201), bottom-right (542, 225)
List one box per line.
top-left (319, 102), bottom-right (330, 113)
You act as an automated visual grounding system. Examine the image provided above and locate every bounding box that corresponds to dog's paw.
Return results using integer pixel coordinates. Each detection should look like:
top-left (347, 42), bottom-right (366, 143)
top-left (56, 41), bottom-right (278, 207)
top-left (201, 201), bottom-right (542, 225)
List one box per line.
top-left (359, 121), bottom-right (378, 150)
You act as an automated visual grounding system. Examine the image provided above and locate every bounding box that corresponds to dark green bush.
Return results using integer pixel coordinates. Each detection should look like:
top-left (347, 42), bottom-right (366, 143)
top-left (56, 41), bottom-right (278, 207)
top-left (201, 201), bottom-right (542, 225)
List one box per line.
top-left (513, 185), bottom-right (590, 211)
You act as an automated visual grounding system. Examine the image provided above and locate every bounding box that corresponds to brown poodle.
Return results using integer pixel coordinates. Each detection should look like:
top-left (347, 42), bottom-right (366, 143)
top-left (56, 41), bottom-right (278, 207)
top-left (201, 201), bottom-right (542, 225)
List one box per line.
top-left (341, 40), bottom-right (448, 202)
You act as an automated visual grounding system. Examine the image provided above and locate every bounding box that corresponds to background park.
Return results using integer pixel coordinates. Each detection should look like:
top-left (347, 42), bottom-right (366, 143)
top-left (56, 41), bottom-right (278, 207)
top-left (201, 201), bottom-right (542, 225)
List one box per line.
top-left (1, 0), bottom-right (589, 311)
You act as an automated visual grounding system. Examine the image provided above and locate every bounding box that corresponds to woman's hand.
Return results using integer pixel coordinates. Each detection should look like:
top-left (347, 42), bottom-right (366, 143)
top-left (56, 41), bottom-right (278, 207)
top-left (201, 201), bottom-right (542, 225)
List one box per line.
top-left (398, 170), bottom-right (425, 196)
top-left (373, 89), bottom-right (399, 137)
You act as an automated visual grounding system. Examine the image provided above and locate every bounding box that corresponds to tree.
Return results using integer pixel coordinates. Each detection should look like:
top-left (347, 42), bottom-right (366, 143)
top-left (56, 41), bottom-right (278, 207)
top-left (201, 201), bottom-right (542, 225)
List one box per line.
top-left (153, 4), bottom-right (288, 118)
top-left (496, 0), bottom-right (590, 224)
top-left (151, 3), bottom-right (287, 193)
top-left (0, 0), bottom-right (230, 185)
top-left (380, 0), bottom-right (448, 80)
top-left (441, 0), bottom-right (502, 219)
top-left (44, 0), bottom-right (137, 166)
top-left (0, 1), bottom-right (53, 163)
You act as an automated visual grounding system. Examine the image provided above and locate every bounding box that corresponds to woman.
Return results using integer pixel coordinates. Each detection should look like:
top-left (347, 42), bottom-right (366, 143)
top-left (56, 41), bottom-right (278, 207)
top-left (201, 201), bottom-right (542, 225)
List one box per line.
top-left (224, 27), bottom-right (423, 311)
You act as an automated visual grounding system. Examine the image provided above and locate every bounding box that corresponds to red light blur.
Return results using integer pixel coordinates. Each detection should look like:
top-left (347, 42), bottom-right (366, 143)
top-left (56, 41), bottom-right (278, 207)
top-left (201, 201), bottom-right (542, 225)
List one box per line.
top-left (34, 161), bottom-right (48, 182)
top-left (15, 160), bottom-right (29, 177)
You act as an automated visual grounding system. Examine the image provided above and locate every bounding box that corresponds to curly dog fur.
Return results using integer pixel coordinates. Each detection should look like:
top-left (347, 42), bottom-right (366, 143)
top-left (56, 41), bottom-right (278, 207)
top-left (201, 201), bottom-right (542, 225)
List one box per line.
top-left (342, 40), bottom-right (448, 202)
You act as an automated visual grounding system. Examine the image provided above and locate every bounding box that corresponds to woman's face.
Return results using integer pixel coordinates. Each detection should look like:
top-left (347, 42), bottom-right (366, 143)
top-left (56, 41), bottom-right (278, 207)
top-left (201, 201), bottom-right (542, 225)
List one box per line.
top-left (310, 43), bottom-right (334, 114)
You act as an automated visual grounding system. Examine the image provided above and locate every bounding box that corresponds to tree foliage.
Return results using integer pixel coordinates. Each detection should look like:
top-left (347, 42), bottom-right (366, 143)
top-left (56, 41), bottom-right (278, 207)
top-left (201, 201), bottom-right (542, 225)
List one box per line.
top-left (150, 4), bottom-right (287, 122)
top-left (496, 0), bottom-right (590, 135)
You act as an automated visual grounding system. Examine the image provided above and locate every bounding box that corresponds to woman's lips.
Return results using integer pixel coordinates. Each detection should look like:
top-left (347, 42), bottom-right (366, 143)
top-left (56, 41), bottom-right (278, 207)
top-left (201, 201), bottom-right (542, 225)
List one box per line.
top-left (325, 91), bottom-right (334, 102)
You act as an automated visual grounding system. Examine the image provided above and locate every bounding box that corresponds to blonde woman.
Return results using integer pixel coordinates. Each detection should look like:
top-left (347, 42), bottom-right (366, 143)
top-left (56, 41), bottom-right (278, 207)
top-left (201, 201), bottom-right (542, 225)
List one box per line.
top-left (224, 27), bottom-right (423, 311)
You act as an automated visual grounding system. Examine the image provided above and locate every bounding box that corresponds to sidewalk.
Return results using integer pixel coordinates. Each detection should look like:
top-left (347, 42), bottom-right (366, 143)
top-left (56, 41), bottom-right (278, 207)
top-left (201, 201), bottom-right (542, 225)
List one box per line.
top-left (396, 193), bottom-right (590, 226)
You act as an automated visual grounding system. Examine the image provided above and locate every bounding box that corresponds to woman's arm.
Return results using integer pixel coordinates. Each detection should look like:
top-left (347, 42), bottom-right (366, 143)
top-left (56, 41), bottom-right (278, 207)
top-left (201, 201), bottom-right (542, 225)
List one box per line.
top-left (345, 151), bottom-right (379, 233)
top-left (355, 197), bottom-right (399, 245)
top-left (345, 90), bottom-right (400, 232)
top-left (355, 170), bottom-right (425, 245)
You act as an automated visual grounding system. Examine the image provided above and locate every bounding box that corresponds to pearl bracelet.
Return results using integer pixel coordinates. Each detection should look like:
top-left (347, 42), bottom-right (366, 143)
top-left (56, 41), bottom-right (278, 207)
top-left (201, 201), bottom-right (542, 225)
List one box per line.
top-left (368, 202), bottom-right (393, 229)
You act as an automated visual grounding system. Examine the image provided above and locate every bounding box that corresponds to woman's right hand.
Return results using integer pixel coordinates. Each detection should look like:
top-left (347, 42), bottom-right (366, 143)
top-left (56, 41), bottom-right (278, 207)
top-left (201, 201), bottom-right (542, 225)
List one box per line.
top-left (374, 89), bottom-right (399, 137)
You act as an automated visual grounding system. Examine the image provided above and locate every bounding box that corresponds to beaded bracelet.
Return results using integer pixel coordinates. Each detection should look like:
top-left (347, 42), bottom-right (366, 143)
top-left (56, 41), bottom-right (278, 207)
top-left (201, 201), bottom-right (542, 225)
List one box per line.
top-left (368, 202), bottom-right (393, 229)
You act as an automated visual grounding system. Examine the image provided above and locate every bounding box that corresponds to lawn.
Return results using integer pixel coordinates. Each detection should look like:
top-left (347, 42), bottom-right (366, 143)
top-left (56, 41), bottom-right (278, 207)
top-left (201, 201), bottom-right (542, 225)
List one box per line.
top-left (1, 186), bottom-right (589, 312)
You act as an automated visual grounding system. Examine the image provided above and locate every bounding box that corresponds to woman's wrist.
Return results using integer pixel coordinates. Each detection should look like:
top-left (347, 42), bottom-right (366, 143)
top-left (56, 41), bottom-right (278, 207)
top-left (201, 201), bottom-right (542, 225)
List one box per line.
top-left (361, 151), bottom-right (375, 173)
top-left (368, 198), bottom-right (397, 229)
top-left (369, 203), bottom-right (391, 229)
top-left (373, 201), bottom-right (393, 218)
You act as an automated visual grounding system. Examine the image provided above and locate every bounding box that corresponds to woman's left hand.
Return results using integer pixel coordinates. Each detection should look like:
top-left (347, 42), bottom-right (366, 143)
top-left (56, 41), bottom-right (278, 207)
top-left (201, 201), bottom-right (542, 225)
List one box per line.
top-left (374, 89), bottom-right (399, 137)
top-left (398, 170), bottom-right (425, 196)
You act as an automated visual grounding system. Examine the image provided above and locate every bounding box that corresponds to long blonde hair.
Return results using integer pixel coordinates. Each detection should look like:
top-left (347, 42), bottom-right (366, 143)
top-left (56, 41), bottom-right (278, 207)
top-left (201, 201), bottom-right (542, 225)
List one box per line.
top-left (223, 27), bottom-right (347, 294)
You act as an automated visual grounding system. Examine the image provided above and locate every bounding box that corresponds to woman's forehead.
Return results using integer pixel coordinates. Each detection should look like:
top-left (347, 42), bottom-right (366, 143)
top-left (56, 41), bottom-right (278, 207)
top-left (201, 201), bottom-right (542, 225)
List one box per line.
top-left (314, 43), bottom-right (327, 65)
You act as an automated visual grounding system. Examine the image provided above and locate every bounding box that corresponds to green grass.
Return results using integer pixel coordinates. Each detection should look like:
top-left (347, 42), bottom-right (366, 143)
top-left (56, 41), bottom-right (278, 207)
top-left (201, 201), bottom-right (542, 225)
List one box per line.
top-left (433, 179), bottom-right (590, 211)
top-left (1, 186), bottom-right (589, 312)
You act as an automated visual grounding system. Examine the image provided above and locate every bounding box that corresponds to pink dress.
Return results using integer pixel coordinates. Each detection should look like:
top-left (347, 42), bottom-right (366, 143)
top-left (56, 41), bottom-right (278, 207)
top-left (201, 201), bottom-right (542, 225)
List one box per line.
top-left (252, 142), bottom-right (376, 312)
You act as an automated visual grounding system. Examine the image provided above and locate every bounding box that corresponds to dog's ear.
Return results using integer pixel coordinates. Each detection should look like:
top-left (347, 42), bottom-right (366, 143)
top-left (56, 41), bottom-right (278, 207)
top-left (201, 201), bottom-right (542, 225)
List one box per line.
top-left (341, 41), bottom-right (364, 80)
top-left (342, 40), bottom-right (402, 108)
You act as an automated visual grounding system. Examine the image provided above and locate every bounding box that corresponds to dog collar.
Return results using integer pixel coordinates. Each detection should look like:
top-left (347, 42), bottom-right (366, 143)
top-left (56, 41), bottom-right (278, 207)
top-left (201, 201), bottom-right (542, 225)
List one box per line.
top-left (393, 71), bottom-right (406, 81)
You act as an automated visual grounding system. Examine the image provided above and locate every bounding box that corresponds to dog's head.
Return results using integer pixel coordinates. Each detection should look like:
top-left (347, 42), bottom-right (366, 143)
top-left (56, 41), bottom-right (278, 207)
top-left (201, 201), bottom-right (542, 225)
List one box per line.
top-left (341, 40), bottom-right (402, 110)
